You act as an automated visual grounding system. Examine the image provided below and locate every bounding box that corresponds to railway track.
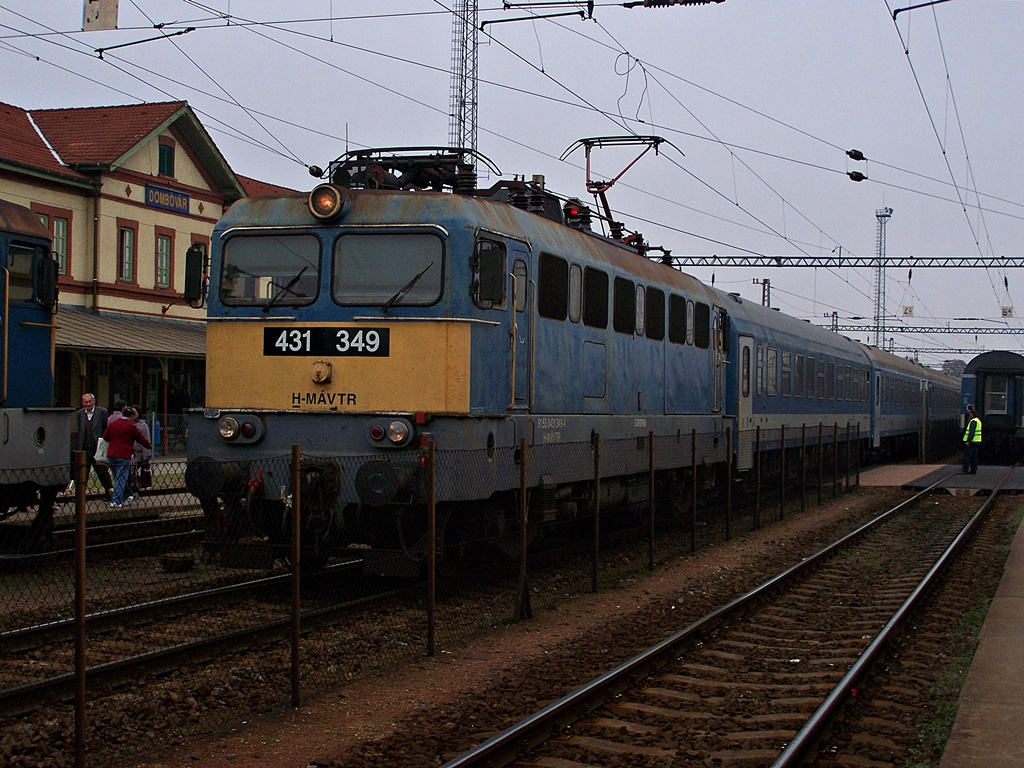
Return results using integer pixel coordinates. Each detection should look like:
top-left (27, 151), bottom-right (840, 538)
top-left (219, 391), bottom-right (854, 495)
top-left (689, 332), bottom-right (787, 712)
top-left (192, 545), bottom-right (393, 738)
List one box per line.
top-left (0, 556), bottom-right (395, 717)
top-left (442, 468), bottom-right (1011, 768)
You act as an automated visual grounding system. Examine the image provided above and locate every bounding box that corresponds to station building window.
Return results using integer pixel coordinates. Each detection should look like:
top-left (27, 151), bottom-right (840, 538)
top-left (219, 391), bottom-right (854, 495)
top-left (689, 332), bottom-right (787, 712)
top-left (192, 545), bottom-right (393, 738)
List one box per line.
top-left (158, 141), bottom-right (175, 177)
top-left (117, 218), bottom-right (138, 283)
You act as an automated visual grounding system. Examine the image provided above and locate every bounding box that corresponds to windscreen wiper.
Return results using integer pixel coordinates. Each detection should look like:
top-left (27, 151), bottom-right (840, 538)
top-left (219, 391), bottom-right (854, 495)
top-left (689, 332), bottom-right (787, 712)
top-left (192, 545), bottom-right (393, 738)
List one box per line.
top-left (381, 261), bottom-right (434, 314)
top-left (263, 267), bottom-right (307, 313)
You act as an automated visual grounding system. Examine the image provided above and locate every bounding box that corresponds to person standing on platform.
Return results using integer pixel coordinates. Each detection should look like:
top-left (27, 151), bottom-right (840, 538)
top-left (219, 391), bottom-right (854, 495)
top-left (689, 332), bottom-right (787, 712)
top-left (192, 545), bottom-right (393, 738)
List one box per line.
top-left (962, 404), bottom-right (982, 474)
top-left (102, 410), bottom-right (152, 508)
top-left (74, 393), bottom-right (113, 500)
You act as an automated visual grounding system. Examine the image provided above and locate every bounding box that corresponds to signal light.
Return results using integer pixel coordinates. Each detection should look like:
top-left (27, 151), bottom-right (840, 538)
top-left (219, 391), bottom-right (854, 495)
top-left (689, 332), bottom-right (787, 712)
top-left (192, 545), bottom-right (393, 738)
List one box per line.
top-left (308, 184), bottom-right (350, 220)
top-left (563, 197), bottom-right (592, 230)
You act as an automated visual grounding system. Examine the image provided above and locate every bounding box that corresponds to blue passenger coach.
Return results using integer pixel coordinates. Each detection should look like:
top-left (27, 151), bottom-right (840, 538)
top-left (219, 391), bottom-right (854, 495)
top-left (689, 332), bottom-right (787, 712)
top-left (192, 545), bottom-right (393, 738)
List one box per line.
top-left (961, 351), bottom-right (1024, 463)
top-left (0, 199), bottom-right (70, 546)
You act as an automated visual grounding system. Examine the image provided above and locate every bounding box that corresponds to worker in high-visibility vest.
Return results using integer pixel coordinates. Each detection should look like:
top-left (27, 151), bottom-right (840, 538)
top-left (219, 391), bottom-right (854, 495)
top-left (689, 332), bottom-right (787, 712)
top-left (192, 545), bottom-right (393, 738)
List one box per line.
top-left (962, 404), bottom-right (982, 474)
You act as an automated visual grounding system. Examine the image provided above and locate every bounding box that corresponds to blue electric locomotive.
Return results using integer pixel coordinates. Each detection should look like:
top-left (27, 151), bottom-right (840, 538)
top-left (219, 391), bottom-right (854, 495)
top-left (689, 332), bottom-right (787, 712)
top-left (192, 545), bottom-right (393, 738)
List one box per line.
top-left (961, 350), bottom-right (1024, 463)
top-left (183, 147), bottom-right (959, 571)
top-left (0, 199), bottom-right (71, 550)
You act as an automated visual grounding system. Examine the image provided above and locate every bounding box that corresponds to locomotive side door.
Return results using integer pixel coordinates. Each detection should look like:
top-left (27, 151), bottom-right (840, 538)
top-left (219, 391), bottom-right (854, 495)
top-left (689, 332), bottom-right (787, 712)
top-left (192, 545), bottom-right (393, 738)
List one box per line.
top-left (736, 335), bottom-right (754, 470)
top-left (510, 248), bottom-right (533, 410)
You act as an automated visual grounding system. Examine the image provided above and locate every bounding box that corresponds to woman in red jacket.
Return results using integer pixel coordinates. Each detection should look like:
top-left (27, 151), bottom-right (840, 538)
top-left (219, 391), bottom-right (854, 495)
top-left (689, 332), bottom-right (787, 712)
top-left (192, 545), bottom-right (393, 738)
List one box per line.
top-left (102, 407), bottom-right (152, 508)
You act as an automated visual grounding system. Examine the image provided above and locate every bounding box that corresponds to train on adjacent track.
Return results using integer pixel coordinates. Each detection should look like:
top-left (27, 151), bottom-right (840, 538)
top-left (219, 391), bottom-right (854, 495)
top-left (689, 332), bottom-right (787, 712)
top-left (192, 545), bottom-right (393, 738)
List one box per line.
top-left (183, 146), bottom-right (960, 571)
top-left (961, 350), bottom-right (1024, 463)
top-left (0, 198), bottom-right (71, 550)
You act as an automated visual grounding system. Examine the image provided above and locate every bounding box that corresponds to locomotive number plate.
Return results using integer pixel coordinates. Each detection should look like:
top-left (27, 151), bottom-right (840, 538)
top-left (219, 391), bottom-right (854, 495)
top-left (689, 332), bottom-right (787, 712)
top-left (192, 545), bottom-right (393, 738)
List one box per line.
top-left (263, 327), bottom-right (391, 357)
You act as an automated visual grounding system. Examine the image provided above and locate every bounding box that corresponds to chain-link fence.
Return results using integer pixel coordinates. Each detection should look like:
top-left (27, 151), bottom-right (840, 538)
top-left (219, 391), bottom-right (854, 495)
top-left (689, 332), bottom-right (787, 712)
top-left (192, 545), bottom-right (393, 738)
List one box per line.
top-left (1, 423), bottom-right (876, 766)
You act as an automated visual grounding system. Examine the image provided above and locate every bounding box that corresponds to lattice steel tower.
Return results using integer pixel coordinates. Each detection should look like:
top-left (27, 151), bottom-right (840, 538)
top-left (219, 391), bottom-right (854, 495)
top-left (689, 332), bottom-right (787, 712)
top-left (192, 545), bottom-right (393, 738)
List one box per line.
top-left (449, 0), bottom-right (479, 163)
top-left (874, 206), bottom-right (893, 347)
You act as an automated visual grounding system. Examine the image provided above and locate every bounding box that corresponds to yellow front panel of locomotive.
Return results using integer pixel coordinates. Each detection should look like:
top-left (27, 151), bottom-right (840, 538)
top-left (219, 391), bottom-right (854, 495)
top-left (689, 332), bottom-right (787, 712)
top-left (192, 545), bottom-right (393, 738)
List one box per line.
top-left (205, 321), bottom-right (471, 413)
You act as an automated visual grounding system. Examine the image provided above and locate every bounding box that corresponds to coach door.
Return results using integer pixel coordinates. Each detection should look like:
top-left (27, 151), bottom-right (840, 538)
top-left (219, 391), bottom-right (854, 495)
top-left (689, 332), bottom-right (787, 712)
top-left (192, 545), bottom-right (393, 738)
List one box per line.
top-left (510, 248), bottom-right (533, 410)
top-left (737, 335), bottom-right (754, 470)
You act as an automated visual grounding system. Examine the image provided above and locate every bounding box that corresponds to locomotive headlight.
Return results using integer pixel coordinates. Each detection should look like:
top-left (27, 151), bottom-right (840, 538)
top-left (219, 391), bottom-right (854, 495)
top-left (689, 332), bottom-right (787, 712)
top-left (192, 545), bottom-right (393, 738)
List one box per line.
top-left (218, 417), bottom-right (240, 440)
top-left (386, 420), bottom-right (410, 445)
top-left (308, 184), bottom-right (348, 220)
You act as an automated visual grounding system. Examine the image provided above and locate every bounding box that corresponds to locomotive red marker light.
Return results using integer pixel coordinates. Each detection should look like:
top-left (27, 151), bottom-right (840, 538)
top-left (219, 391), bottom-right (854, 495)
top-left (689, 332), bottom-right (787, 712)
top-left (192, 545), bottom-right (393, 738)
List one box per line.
top-left (369, 424), bottom-right (385, 441)
top-left (240, 421), bottom-right (257, 438)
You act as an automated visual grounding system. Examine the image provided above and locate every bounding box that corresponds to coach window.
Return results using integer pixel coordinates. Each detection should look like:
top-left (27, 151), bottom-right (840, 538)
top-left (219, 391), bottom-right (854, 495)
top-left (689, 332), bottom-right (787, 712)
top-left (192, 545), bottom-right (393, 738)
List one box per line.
top-left (766, 348), bottom-right (778, 395)
top-left (795, 355), bottom-right (804, 397)
top-left (613, 276), bottom-right (635, 334)
top-left (694, 302), bottom-right (710, 348)
top-left (817, 360), bottom-right (826, 399)
top-left (756, 344), bottom-right (764, 396)
top-left (538, 252), bottom-right (569, 320)
top-left (668, 294), bottom-right (686, 344)
top-left (472, 239), bottom-right (506, 309)
top-left (635, 284), bottom-right (646, 335)
top-left (742, 345), bottom-right (751, 398)
top-left (780, 351), bottom-right (792, 396)
top-left (983, 378), bottom-right (1007, 415)
top-left (568, 263), bottom-right (582, 323)
top-left (837, 363), bottom-right (845, 400)
top-left (686, 300), bottom-right (695, 345)
top-left (583, 267), bottom-right (609, 328)
top-left (826, 361), bottom-right (835, 399)
top-left (806, 357), bottom-right (815, 398)
top-left (646, 288), bottom-right (665, 340)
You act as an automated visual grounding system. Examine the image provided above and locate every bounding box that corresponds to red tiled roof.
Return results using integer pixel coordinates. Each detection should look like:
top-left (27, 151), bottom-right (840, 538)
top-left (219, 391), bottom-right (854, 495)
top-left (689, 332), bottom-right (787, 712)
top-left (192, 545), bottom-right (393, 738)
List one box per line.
top-left (0, 101), bottom-right (92, 183)
top-left (29, 101), bottom-right (187, 167)
top-left (236, 174), bottom-right (300, 197)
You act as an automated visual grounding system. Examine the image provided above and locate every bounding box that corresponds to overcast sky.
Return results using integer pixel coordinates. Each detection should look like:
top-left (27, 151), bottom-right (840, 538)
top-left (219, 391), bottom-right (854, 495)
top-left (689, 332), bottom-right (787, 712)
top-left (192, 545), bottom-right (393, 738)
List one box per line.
top-left (3, 1), bottom-right (1023, 365)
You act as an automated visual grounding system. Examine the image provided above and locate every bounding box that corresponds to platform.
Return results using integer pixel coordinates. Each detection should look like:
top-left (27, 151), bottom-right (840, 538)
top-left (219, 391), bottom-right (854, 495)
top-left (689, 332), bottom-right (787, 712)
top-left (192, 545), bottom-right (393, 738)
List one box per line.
top-left (939, 506), bottom-right (1024, 768)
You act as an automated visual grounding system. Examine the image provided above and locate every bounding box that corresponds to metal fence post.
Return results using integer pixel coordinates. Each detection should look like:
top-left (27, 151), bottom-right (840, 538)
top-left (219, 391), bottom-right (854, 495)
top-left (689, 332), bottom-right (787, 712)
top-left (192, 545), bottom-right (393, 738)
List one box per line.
top-left (755, 426), bottom-right (761, 531)
top-left (817, 423), bottom-right (823, 507)
top-left (592, 433), bottom-right (601, 593)
top-left (725, 427), bottom-right (732, 541)
top-left (290, 444), bottom-right (301, 708)
top-left (74, 451), bottom-right (87, 768)
top-left (517, 437), bottom-right (532, 619)
top-left (427, 439), bottom-right (438, 647)
top-left (832, 422), bottom-right (839, 499)
top-left (800, 423), bottom-right (807, 513)
top-left (779, 424), bottom-right (786, 521)
top-left (648, 431), bottom-right (655, 571)
top-left (691, 429), bottom-right (698, 554)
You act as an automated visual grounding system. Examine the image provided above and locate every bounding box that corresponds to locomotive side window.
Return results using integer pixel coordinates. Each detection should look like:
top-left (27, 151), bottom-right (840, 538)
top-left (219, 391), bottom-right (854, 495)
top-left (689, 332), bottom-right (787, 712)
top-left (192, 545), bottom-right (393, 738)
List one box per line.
top-left (513, 259), bottom-right (528, 312)
top-left (612, 277), bottom-right (635, 334)
top-left (538, 252), bottom-right (569, 320)
top-left (635, 284), bottom-right (645, 336)
top-left (646, 288), bottom-right (665, 340)
top-left (582, 267), bottom-right (608, 328)
top-left (668, 294), bottom-right (686, 344)
top-left (473, 239), bottom-right (506, 309)
top-left (6, 243), bottom-right (36, 302)
top-left (334, 232), bottom-right (441, 307)
top-left (686, 300), bottom-right (695, 345)
top-left (986, 374), bottom-right (1008, 414)
top-left (568, 263), bottom-right (582, 323)
top-left (223, 233), bottom-right (320, 306)
top-left (693, 302), bottom-right (710, 348)
top-left (781, 351), bottom-right (791, 397)
top-left (766, 347), bottom-right (778, 396)
top-left (795, 354), bottom-right (804, 397)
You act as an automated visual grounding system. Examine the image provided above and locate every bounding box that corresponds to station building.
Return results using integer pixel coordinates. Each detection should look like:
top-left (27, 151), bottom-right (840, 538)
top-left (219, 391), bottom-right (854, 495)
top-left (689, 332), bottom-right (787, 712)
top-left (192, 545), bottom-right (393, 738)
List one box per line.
top-left (0, 100), bottom-right (293, 437)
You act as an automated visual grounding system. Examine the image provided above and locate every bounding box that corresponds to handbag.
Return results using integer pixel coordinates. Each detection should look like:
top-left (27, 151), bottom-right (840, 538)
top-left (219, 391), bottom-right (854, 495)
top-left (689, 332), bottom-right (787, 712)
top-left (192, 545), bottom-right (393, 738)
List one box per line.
top-left (94, 438), bottom-right (109, 464)
top-left (138, 459), bottom-right (152, 489)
